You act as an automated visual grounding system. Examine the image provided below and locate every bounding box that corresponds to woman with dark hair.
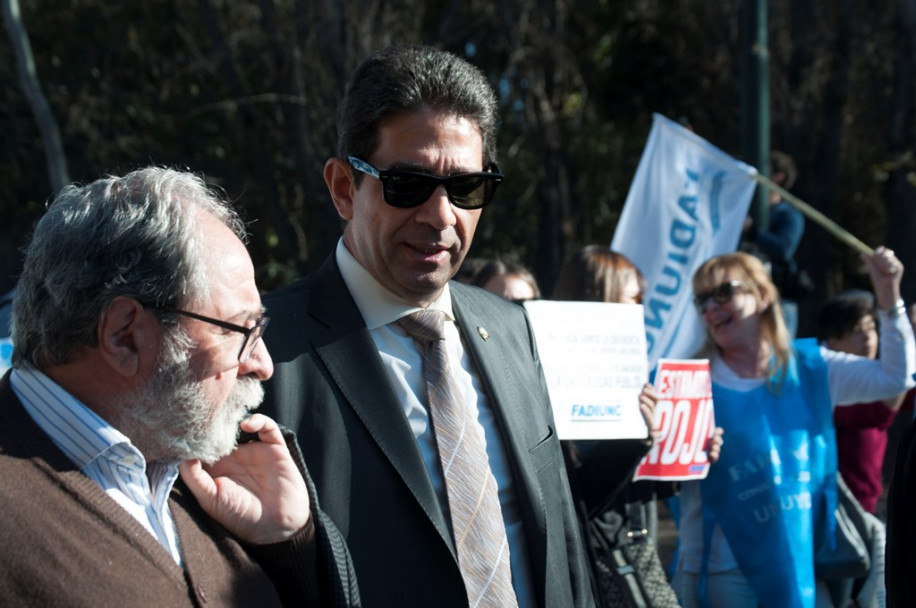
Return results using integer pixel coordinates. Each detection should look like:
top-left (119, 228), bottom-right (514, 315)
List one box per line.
top-left (471, 258), bottom-right (541, 303)
top-left (554, 246), bottom-right (645, 306)
top-left (817, 290), bottom-right (908, 515)
top-left (555, 246), bottom-right (691, 608)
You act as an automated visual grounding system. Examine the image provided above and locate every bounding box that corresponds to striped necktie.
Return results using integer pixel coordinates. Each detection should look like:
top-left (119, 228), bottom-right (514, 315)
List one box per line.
top-left (397, 310), bottom-right (519, 608)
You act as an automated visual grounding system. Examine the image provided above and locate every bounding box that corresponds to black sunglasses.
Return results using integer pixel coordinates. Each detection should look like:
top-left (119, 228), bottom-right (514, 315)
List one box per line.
top-left (147, 306), bottom-right (270, 363)
top-left (694, 279), bottom-right (748, 312)
top-left (348, 156), bottom-right (503, 209)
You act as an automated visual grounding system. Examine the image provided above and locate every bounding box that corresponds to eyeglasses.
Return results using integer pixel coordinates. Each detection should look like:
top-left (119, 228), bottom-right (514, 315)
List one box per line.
top-left (348, 156), bottom-right (503, 209)
top-left (693, 279), bottom-right (748, 312)
top-left (148, 306), bottom-right (270, 363)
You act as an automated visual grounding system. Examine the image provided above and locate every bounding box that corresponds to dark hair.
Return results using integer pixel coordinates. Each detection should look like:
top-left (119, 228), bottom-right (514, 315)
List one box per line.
top-left (469, 259), bottom-right (541, 299)
top-left (553, 246), bottom-right (645, 304)
top-left (336, 44), bottom-right (499, 176)
top-left (12, 167), bottom-right (244, 368)
top-left (770, 150), bottom-right (798, 190)
top-left (454, 257), bottom-right (489, 284)
top-left (816, 289), bottom-right (876, 342)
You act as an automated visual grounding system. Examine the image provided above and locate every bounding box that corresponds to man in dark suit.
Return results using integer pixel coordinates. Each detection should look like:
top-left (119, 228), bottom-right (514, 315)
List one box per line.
top-left (260, 44), bottom-right (594, 607)
top-left (1, 167), bottom-right (358, 607)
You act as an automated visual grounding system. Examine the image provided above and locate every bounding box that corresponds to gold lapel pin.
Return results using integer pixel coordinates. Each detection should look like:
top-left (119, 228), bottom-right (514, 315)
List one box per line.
top-left (477, 326), bottom-right (490, 341)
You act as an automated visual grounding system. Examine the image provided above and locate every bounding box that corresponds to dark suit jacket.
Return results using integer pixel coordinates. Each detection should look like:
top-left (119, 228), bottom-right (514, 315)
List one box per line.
top-left (260, 253), bottom-right (595, 607)
top-left (0, 373), bottom-right (359, 607)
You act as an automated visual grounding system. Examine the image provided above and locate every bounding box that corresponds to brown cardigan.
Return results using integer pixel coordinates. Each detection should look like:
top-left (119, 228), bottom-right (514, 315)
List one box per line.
top-left (0, 374), bottom-right (359, 607)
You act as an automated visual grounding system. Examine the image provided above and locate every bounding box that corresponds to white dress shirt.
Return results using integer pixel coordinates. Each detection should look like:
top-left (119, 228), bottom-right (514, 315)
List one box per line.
top-left (335, 239), bottom-right (536, 606)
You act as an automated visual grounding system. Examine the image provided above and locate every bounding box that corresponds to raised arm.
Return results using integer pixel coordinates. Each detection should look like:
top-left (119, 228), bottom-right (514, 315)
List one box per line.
top-left (863, 246), bottom-right (905, 312)
top-left (827, 247), bottom-right (916, 406)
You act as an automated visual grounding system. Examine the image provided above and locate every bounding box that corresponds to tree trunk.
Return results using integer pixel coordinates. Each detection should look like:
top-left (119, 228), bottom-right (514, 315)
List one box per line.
top-left (2, 0), bottom-right (69, 192)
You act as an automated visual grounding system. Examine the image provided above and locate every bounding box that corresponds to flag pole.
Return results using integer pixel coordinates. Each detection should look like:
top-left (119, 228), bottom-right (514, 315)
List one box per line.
top-left (750, 172), bottom-right (874, 257)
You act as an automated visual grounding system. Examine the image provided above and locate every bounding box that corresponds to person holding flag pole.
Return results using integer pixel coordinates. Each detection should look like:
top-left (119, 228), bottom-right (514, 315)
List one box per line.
top-left (612, 114), bottom-right (913, 607)
top-left (670, 245), bottom-right (913, 608)
top-left (612, 113), bottom-right (876, 371)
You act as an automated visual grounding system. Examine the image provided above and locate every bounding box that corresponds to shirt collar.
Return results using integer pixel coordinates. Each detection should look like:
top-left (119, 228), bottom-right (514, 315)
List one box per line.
top-left (335, 238), bottom-right (454, 329)
top-left (11, 365), bottom-right (140, 469)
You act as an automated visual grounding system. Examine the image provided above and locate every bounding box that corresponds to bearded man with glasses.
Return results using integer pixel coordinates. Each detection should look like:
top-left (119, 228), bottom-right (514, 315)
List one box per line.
top-left (260, 44), bottom-right (596, 607)
top-left (0, 167), bottom-right (359, 607)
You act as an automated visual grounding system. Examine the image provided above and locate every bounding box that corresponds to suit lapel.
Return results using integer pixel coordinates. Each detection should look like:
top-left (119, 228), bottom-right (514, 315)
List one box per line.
top-left (307, 259), bottom-right (456, 554)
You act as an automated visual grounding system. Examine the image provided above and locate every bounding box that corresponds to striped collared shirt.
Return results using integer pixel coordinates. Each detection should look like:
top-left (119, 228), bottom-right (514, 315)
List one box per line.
top-left (10, 366), bottom-right (183, 565)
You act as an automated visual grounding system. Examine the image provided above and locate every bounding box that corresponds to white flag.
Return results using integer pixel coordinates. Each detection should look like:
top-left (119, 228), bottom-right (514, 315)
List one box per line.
top-left (611, 113), bottom-right (757, 367)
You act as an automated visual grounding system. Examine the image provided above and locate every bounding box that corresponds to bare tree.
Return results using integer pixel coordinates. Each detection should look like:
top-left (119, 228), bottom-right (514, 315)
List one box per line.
top-left (2, 0), bottom-right (68, 191)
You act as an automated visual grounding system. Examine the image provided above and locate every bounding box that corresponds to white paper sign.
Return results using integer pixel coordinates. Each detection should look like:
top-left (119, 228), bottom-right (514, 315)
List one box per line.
top-left (524, 300), bottom-right (649, 440)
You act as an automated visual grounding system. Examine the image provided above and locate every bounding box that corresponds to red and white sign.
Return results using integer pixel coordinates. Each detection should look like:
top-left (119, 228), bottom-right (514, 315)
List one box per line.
top-left (633, 359), bottom-right (715, 481)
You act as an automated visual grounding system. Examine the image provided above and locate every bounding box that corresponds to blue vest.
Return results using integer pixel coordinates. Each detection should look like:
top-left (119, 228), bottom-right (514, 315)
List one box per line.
top-left (700, 339), bottom-right (836, 608)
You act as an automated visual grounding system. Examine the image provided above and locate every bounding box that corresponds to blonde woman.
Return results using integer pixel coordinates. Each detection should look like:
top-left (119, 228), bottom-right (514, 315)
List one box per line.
top-left (673, 248), bottom-right (914, 608)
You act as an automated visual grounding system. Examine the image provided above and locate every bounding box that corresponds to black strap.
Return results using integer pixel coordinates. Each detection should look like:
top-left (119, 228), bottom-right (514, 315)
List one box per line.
top-left (562, 441), bottom-right (607, 608)
top-left (564, 440), bottom-right (653, 608)
top-left (608, 547), bottom-right (651, 608)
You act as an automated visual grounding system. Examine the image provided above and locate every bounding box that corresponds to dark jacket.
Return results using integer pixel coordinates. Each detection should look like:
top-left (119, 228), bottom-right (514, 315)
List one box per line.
top-left (260, 253), bottom-right (596, 607)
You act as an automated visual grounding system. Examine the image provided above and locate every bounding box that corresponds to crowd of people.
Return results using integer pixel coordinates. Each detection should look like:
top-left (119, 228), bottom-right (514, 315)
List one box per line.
top-left (3, 42), bottom-right (916, 608)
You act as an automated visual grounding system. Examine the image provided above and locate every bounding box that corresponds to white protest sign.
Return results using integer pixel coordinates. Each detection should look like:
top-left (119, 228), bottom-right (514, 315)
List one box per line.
top-left (524, 300), bottom-right (649, 440)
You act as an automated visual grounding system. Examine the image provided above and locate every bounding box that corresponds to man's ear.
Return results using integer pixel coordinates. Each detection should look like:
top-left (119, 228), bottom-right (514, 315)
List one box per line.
top-left (97, 297), bottom-right (157, 377)
top-left (324, 157), bottom-right (356, 221)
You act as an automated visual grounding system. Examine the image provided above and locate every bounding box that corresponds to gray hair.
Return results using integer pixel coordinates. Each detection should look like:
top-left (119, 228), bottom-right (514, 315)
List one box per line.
top-left (12, 167), bottom-right (245, 368)
top-left (337, 44), bottom-right (500, 173)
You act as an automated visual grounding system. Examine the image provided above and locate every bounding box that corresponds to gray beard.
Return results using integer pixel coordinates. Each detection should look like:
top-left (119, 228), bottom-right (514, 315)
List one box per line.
top-left (125, 330), bottom-right (264, 464)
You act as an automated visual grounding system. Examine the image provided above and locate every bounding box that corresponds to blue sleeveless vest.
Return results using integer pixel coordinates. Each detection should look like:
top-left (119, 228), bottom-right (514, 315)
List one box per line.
top-left (699, 339), bottom-right (836, 608)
